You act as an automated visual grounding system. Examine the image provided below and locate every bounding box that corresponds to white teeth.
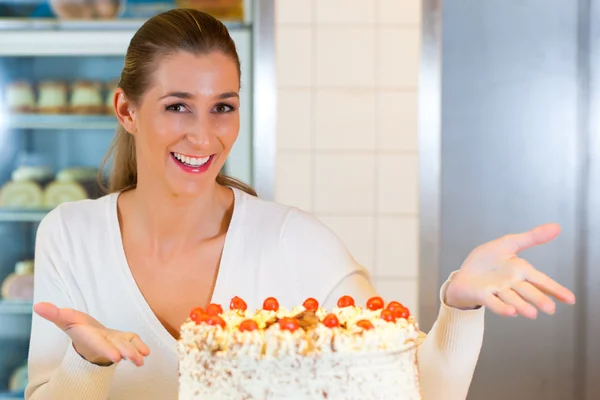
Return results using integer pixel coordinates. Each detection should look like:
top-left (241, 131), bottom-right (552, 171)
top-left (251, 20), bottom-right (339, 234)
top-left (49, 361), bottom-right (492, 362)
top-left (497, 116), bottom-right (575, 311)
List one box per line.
top-left (173, 152), bottom-right (211, 167)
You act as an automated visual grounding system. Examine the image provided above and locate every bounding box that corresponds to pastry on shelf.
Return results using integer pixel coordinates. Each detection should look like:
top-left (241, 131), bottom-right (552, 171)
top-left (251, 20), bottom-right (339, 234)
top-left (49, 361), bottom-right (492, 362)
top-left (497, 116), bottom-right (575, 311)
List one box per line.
top-left (0, 181), bottom-right (44, 209)
top-left (57, 166), bottom-right (103, 199)
top-left (70, 81), bottom-right (105, 115)
top-left (43, 180), bottom-right (89, 208)
top-left (49, 0), bottom-right (94, 20)
top-left (37, 81), bottom-right (69, 114)
top-left (4, 81), bottom-right (36, 113)
top-left (1, 260), bottom-right (34, 302)
top-left (94, 0), bottom-right (123, 19)
top-left (11, 165), bottom-right (54, 185)
top-left (105, 79), bottom-right (119, 115)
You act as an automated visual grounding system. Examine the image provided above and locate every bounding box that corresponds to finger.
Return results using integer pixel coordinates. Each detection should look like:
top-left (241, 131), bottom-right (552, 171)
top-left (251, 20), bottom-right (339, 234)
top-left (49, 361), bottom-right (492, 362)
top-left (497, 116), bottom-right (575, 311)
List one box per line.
top-left (34, 303), bottom-right (84, 331)
top-left (130, 334), bottom-right (151, 357)
top-left (500, 223), bottom-right (561, 254)
top-left (482, 293), bottom-right (517, 317)
top-left (513, 281), bottom-right (556, 315)
top-left (525, 268), bottom-right (576, 304)
top-left (108, 335), bottom-right (145, 367)
top-left (497, 289), bottom-right (538, 319)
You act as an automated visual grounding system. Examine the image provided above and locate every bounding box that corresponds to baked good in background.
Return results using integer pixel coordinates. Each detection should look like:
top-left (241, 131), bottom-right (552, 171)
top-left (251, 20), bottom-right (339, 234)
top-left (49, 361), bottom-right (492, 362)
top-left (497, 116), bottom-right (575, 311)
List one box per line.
top-left (4, 81), bottom-right (36, 113)
top-left (0, 181), bottom-right (44, 209)
top-left (49, 0), bottom-right (123, 20)
top-left (105, 79), bottom-right (118, 114)
top-left (178, 295), bottom-right (421, 399)
top-left (37, 81), bottom-right (69, 114)
top-left (11, 165), bottom-right (54, 186)
top-left (70, 81), bottom-right (105, 115)
top-left (44, 166), bottom-right (101, 208)
top-left (1, 260), bottom-right (34, 302)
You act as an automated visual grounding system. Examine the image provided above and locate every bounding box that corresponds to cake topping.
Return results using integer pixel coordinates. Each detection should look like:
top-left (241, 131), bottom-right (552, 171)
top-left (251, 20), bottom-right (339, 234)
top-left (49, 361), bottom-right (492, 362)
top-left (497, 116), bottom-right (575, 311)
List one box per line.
top-left (380, 309), bottom-right (396, 323)
top-left (263, 297), bottom-right (279, 311)
top-left (278, 317), bottom-right (300, 332)
top-left (322, 313), bottom-right (340, 328)
top-left (337, 295), bottom-right (355, 308)
top-left (190, 307), bottom-right (207, 324)
top-left (356, 320), bottom-right (374, 330)
top-left (239, 319), bottom-right (258, 332)
top-left (230, 296), bottom-right (247, 311)
top-left (206, 303), bottom-right (223, 316)
top-left (202, 315), bottom-right (226, 328)
top-left (387, 301), bottom-right (411, 319)
top-left (366, 296), bottom-right (384, 311)
top-left (302, 297), bottom-right (319, 311)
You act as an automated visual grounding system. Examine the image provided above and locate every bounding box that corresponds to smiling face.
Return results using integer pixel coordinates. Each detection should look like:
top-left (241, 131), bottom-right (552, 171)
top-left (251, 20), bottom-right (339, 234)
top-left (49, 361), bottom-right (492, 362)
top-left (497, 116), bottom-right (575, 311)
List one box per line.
top-left (117, 50), bottom-right (240, 198)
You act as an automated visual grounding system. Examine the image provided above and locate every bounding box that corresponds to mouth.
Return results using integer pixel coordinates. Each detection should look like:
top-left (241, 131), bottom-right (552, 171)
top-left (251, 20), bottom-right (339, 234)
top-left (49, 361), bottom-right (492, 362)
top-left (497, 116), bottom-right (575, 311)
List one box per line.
top-left (170, 152), bottom-right (214, 173)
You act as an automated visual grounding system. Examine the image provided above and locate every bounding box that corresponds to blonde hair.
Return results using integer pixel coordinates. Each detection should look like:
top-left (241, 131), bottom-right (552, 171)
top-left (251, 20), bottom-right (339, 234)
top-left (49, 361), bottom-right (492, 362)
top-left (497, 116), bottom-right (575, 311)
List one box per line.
top-left (99, 8), bottom-right (256, 197)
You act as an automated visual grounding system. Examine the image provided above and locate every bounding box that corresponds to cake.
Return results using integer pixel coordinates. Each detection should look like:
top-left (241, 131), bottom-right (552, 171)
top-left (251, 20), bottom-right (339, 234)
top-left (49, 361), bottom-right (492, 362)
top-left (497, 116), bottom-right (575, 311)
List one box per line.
top-left (178, 295), bottom-right (422, 400)
top-left (70, 81), bottom-right (104, 114)
top-left (4, 81), bottom-right (36, 113)
top-left (37, 81), bottom-right (68, 114)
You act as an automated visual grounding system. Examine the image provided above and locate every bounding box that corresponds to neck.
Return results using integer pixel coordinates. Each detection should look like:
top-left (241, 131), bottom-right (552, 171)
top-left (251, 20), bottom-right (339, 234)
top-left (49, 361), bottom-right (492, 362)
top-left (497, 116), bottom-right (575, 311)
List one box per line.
top-left (124, 182), bottom-right (232, 250)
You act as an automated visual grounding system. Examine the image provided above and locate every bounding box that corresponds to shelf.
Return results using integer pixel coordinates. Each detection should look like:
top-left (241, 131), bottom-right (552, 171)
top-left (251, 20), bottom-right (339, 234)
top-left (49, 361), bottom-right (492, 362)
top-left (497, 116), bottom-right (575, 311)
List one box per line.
top-left (0, 209), bottom-right (49, 222)
top-left (2, 114), bottom-right (117, 130)
top-left (0, 19), bottom-right (252, 56)
top-left (0, 301), bottom-right (33, 340)
top-left (0, 301), bottom-right (32, 316)
top-left (0, 392), bottom-right (24, 400)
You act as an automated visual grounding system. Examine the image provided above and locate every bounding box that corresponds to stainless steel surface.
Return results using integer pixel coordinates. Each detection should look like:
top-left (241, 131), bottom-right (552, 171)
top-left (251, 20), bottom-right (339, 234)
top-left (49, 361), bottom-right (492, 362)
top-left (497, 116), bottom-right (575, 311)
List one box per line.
top-left (418, 0), bottom-right (443, 332)
top-left (419, 1), bottom-right (597, 398)
top-left (252, 0), bottom-right (276, 199)
top-left (584, 1), bottom-right (600, 396)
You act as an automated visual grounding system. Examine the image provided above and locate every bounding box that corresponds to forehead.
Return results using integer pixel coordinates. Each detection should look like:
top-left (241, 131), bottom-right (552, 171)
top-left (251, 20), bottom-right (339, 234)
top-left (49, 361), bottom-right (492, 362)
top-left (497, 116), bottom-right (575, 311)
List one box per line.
top-left (150, 51), bottom-right (239, 95)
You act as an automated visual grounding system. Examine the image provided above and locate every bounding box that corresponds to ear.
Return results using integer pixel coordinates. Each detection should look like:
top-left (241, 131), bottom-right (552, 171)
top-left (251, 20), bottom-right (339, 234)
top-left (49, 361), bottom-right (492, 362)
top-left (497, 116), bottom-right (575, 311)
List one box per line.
top-left (113, 88), bottom-right (137, 135)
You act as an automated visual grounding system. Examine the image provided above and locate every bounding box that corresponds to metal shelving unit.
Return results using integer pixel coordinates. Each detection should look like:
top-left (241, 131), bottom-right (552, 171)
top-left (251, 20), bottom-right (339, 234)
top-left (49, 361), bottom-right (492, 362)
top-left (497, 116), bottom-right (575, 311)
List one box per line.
top-left (3, 114), bottom-right (117, 130)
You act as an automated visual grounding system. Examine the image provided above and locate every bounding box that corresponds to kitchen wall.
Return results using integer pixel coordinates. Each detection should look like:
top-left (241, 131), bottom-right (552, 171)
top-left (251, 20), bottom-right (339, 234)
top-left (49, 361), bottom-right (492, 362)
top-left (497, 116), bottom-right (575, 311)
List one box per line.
top-left (273, 0), bottom-right (422, 315)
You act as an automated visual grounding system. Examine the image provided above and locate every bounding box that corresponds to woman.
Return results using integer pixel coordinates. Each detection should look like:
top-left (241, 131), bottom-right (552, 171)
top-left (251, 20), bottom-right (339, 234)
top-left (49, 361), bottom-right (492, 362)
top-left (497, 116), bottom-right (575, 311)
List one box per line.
top-left (25, 8), bottom-right (575, 400)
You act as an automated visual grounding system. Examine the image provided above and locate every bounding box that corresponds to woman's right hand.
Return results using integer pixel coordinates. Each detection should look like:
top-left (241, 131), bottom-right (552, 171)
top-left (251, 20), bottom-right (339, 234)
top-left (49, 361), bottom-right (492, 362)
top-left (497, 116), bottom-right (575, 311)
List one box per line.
top-left (33, 302), bottom-right (150, 367)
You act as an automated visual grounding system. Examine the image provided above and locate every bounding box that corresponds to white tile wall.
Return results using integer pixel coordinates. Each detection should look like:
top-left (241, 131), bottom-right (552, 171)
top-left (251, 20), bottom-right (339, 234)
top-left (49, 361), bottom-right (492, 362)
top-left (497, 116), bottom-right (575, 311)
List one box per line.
top-left (274, 1), bottom-right (422, 311)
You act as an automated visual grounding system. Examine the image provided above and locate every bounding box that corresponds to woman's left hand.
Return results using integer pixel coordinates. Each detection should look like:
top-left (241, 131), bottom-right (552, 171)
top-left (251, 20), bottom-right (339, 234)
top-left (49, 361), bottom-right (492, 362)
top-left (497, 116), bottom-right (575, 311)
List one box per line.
top-left (445, 223), bottom-right (576, 318)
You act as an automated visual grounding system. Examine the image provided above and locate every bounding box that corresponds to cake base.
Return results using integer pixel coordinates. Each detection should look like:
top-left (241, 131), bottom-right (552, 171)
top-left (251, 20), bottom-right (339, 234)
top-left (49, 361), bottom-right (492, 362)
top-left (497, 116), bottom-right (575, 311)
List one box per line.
top-left (179, 345), bottom-right (421, 400)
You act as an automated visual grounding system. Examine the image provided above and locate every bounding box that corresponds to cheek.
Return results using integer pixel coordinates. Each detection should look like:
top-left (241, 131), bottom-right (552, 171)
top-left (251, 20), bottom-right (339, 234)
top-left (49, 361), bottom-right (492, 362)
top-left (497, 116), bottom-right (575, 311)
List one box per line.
top-left (215, 116), bottom-right (240, 149)
top-left (137, 112), bottom-right (186, 150)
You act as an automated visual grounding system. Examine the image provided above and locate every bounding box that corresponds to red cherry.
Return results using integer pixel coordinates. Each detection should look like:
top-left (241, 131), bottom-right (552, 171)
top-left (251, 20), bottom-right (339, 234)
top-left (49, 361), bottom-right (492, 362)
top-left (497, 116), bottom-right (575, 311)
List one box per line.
top-left (278, 317), bottom-right (300, 332)
top-left (239, 319), bottom-right (258, 332)
top-left (230, 296), bottom-right (247, 311)
top-left (366, 296), bottom-right (384, 311)
top-left (203, 315), bottom-right (226, 329)
top-left (206, 303), bottom-right (223, 316)
top-left (380, 309), bottom-right (396, 323)
top-left (303, 297), bottom-right (319, 312)
top-left (263, 297), bottom-right (280, 312)
top-left (386, 301), bottom-right (403, 311)
top-left (393, 307), bottom-right (410, 319)
top-left (190, 309), bottom-right (207, 325)
top-left (322, 313), bottom-right (340, 328)
top-left (356, 320), bottom-right (374, 330)
top-left (337, 295), bottom-right (355, 308)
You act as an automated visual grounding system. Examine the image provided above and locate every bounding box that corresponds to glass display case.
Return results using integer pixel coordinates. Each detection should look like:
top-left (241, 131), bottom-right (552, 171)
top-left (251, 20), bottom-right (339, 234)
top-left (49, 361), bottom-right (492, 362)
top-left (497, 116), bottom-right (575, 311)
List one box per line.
top-left (0, 1), bottom-right (272, 397)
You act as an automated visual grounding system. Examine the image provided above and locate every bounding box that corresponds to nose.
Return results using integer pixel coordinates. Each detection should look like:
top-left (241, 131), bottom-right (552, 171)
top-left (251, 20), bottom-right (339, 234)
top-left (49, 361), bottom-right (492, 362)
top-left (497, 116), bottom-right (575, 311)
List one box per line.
top-left (185, 116), bottom-right (214, 147)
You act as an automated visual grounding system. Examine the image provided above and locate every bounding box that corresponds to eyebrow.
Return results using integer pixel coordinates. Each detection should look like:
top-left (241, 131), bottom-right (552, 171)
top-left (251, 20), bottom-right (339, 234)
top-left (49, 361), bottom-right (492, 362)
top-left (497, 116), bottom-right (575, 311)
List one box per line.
top-left (159, 91), bottom-right (239, 100)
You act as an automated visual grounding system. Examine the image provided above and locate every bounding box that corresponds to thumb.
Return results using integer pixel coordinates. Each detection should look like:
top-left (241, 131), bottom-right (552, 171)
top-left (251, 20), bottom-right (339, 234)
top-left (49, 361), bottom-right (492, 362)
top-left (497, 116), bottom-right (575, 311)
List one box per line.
top-left (501, 223), bottom-right (561, 254)
top-left (34, 302), bottom-right (88, 331)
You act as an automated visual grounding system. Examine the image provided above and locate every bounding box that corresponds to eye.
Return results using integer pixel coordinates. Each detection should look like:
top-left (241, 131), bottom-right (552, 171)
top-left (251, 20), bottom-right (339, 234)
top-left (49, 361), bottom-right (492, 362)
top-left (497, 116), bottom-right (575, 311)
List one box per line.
top-left (213, 103), bottom-right (236, 113)
top-left (166, 103), bottom-right (189, 113)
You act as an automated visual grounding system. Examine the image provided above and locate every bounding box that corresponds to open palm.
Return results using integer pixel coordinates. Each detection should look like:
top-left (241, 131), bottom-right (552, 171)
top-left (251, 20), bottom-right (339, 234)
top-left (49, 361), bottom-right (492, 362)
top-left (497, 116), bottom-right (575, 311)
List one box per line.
top-left (34, 302), bottom-right (150, 366)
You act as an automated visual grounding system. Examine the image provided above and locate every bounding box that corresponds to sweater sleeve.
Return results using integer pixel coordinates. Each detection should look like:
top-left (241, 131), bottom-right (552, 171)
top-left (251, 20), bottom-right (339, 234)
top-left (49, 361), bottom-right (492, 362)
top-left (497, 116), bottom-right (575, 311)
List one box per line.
top-left (25, 207), bottom-right (117, 400)
top-left (280, 209), bottom-right (484, 400)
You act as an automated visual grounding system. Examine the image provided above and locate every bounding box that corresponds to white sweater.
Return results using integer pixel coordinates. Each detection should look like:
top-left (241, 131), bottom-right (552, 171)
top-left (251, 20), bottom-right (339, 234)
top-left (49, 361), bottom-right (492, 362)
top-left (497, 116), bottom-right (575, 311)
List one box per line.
top-left (25, 187), bottom-right (485, 400)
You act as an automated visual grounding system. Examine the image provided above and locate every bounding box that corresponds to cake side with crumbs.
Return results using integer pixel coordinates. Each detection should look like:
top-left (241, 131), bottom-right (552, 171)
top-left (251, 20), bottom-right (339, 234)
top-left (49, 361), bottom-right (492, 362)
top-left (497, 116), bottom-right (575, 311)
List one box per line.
top-left (177, 295), bottom-right (422, 400)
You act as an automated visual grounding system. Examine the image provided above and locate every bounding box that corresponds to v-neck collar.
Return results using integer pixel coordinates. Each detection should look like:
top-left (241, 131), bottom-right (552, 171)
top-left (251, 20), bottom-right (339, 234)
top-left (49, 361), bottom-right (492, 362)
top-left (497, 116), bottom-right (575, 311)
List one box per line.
top-left (107, 187), bottom-right (243, 352)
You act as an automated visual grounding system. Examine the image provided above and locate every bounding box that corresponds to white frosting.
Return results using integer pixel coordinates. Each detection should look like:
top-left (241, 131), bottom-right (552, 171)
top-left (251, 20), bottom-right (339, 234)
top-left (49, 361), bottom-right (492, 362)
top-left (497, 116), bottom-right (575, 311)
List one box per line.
top-left (178, 301), bottom-right (421, 399)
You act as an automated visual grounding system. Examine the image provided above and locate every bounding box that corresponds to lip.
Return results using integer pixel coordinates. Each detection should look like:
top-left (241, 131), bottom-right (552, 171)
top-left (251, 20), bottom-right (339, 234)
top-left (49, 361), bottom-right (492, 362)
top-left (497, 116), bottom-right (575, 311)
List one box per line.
top-left (170, 152), bottom-right (214, 174)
